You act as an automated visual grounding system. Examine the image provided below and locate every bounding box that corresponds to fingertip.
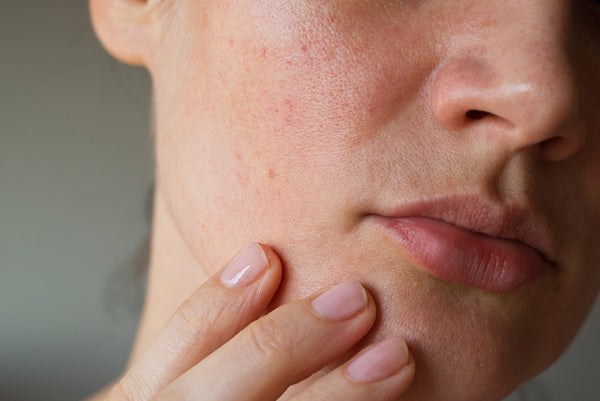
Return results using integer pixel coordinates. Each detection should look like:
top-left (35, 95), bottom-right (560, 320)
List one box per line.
top-left (254, 243), bottom-right (284, 299)
top-left (292, 336), bottom-right (415, 401)
top-left (219, 243), bottom-right (282, 288)
top-left (346, 337), bottom-right (414, 384)
top-left (256, 243), bottom-right (283, 281)
top-left (218, 244), bottom-right (265, 287)
top-left (362, 287), bottom-right (378, 322)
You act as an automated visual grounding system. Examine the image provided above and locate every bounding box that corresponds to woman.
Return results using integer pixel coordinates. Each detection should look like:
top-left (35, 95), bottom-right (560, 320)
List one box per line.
top-left (87, 0), bottom-right (600, 400)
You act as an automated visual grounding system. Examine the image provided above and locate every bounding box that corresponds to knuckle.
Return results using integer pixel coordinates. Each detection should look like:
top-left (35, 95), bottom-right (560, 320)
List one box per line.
top-left (294, 382), bottom-right (339, 401)
top-left (106, 379), bottom-right (139, 401)
top-left (153, 385), bottom-right (185, 401)
top-left (171, 295), bottom-right (209, 337)
top-left (244, 315), bottom-right (294, 364)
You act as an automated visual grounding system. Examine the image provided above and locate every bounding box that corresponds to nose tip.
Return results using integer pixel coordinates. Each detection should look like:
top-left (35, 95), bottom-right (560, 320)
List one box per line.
top-left (430, 56), bottom-right (586, 162)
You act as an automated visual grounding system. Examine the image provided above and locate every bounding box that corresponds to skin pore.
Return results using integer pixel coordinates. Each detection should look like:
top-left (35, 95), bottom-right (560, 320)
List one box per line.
top-left (90, 0), bottom-right (600, 400)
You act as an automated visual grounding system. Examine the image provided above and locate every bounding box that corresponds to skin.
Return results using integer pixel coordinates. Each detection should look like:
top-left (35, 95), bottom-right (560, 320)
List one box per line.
top-left (89, 0), bottom-right (600, 400)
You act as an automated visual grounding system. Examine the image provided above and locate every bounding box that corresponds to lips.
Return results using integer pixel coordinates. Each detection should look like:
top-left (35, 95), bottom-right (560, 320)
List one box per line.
top-left (370, 197), bottom-right (557, 292)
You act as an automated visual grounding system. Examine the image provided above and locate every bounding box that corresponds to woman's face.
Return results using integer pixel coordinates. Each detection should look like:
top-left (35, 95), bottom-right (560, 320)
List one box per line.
top-left (150, 1), bottom-right (600, 400)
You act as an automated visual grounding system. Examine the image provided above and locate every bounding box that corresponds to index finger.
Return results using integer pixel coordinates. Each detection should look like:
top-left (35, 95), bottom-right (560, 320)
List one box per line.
top-left (109, 243), bottom-right (282, 400)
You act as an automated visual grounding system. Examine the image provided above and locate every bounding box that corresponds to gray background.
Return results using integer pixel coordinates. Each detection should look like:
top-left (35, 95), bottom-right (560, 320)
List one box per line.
top-left (1, 2), bottom-right (598, 400)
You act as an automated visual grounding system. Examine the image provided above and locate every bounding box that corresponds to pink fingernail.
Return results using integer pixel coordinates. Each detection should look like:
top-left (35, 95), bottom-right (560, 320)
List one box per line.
top-left (220, 244), bottom-right (268, 288)
top-left (346, 337), bottom-right (410, 383)
top-left (310, 280), bottom-right (367, 321)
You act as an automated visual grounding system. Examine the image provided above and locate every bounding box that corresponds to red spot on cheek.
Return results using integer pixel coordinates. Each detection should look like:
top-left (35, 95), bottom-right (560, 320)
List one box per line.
top-left (236, 171), bottom-right (248, 189)
top-left (283, 97), bottom-right (297, 125)
top-left (301, 44), bottom-right (308, 52)
top-left (234, 152), bottom-right (249, 189)
top-left (262, 47), bottom-right (267, 58)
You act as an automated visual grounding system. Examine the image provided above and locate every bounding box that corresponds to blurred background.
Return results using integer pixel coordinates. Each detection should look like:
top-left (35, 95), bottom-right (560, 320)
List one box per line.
top-left (0, 2), bottom-right (598, 400)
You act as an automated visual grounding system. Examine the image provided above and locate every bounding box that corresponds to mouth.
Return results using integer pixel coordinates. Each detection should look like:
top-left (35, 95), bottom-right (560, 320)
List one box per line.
top-left (368, 196), bottom-right (557, 292)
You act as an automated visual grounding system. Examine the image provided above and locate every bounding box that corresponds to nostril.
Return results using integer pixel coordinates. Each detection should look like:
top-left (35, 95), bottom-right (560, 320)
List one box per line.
top-left (466, 109), bottom-right (490, 120)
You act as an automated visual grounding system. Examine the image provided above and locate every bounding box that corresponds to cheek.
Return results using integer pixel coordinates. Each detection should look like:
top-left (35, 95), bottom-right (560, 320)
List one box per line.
top-left (201, 6), bottom-right (438, 212)
top-left (150, 5), bottom-right (441, 315)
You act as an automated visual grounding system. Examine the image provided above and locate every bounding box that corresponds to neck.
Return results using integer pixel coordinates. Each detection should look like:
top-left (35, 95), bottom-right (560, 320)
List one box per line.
top-left (127, 188), bottom-right (210, 366)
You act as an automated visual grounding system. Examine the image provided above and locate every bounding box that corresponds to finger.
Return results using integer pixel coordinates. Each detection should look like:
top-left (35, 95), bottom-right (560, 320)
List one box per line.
top-left (290, 337), bottom-right (416, 401)
top-left (156, 280), bottom-right (377, 401)
top-left (108, 243), bottom-right (282, 401)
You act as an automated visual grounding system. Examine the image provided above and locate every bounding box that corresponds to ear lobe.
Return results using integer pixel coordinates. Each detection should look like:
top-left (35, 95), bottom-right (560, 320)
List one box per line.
top-left (89, 0), bottom-right (158, 67)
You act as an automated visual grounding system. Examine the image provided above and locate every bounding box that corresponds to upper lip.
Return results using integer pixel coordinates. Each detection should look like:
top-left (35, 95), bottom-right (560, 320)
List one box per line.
top-left (371, 195), bottom-right (558, 263)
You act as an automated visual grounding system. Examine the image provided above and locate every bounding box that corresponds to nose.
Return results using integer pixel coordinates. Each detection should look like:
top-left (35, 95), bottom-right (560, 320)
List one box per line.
top-left (429, 2), bottom-right (585, 162)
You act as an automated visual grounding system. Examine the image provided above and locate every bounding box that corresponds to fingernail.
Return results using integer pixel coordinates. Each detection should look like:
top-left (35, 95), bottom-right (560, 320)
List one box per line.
top-left (310, 280), bottom-right (367, 321)
top-left (220, 244), bottom-right (269, 288)
top-left (346, 337), bottom-right (411, 383)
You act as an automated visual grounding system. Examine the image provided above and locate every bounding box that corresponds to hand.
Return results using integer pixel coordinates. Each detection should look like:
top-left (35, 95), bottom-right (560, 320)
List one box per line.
top-left (106, 243), bottom-right (415, 401)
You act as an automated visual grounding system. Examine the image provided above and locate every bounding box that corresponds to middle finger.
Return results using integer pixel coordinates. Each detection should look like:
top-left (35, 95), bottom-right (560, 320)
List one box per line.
top-left (157, 280), bottom-right (377, 401)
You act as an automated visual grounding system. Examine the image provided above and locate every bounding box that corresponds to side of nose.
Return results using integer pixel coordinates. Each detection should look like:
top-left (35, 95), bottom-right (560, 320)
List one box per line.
top-left (429, 5), bottom-right (586, 162)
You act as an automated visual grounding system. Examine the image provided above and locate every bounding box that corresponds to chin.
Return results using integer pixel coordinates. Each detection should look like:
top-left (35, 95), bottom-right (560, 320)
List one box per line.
top-left (272, 246), bottom-right (568, 401)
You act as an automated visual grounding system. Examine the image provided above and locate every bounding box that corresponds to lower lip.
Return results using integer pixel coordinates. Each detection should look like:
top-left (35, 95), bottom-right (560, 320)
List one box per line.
top-left (373, 216), bottom-right (550, 292)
